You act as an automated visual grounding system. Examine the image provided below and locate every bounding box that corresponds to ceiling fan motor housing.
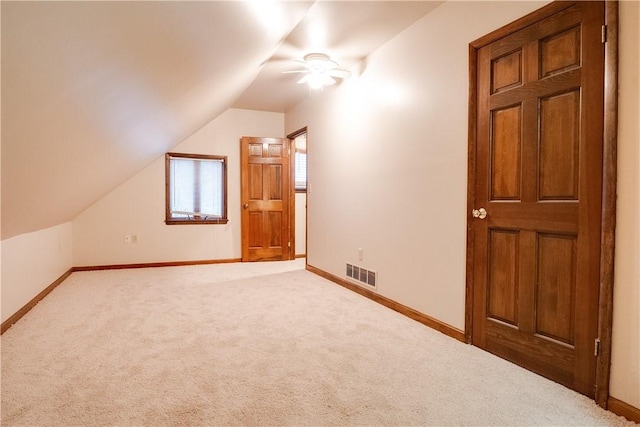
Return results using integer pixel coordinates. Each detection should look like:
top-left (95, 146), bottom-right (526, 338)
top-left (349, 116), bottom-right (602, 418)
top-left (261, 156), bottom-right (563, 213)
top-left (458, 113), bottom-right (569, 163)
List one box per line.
top-left (303, 53), bottom-right (338, 71)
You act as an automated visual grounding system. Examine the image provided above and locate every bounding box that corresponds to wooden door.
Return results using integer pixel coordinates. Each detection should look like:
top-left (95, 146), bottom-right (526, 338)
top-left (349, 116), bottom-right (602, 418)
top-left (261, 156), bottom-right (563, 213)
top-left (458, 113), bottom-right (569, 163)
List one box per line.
top-left (469, 2), bottom-right (605, 397)
top-left (241, 137), bottom-right (292, 262)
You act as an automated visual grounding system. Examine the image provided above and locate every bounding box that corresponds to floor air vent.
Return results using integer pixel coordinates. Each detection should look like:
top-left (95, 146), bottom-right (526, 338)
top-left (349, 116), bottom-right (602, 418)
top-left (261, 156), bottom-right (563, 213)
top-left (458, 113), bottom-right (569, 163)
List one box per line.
top-left (346, 263), bottom-right (377, 288)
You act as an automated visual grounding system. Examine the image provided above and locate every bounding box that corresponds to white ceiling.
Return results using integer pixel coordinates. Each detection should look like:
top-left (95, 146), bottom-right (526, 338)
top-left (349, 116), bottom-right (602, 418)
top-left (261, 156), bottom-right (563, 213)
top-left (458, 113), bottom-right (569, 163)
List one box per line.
top-left (1, 1), bottom-right (442, 240)
top-left (233, 1), bottom-right (442, 112)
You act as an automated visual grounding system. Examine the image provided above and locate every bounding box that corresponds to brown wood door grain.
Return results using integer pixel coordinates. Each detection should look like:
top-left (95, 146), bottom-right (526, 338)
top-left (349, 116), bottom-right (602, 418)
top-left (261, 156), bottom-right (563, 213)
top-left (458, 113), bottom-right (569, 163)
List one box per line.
top-left (470, 2), bottom-right (605, 397)
top-left (241, 137), bottom-right (292, 262)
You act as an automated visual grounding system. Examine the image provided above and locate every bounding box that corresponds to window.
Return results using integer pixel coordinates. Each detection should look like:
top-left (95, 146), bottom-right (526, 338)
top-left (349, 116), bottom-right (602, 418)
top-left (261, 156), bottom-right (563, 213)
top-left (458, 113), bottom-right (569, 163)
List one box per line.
top-left (165, 153), bottom-right (228, 224)
top-left (294, 133), bottom-right (307, 192)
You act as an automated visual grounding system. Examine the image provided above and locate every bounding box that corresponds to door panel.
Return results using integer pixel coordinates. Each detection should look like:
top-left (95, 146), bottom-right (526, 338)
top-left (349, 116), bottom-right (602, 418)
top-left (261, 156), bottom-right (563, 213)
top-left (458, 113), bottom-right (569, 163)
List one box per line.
top-left (539, 89), bottom-right (581, 200)
top-left (248, 212), bottom-right (263, 248)
top-left (491, 50), bottom-right (522, 93)
top-left (268, 165), bottom-right (283, 200)
top-left (535, 233), bottom-right (577, 345)
top-left (540, 26), bottom-right (581, 77)
top-left (487, 229), bottom-right (519, 326)
top-left (471, 2), bottom-right (604, 397)
top-left (268, 211), bottom-right (283, 246)
top-left (249, 164), bottom-right (263, 200)
top-left (491, 105), bottom-right (522, 200)
top-left (241, 137), bottom-right (292, 262)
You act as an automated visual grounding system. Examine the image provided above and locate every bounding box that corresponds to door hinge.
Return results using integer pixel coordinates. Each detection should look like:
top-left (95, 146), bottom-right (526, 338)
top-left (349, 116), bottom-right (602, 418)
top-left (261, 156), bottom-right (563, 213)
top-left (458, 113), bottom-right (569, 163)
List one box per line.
top-left (594, 338), bottom-right (601, 356)
top-left (601, 25), bottom-right (607, 43)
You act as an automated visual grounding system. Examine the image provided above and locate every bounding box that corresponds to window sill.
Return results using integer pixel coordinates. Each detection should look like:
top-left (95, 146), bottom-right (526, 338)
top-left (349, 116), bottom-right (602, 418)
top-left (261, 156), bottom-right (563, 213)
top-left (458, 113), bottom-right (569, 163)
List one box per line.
top-left (165, 219), bottom-right (229, 225)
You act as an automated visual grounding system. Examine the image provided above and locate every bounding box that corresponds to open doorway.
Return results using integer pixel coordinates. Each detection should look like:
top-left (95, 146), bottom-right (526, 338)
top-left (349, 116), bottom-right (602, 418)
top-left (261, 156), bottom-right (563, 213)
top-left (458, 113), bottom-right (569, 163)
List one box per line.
top-left (289, 127), bottom-right (307, 259)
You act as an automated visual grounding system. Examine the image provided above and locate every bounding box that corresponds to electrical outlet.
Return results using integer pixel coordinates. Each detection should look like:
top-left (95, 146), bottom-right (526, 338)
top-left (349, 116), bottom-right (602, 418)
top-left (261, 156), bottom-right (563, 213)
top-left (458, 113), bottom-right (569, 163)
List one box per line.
top-left (131, 235), bottom-right (138, 243)
top-left (124, 234), bottom-right (132, 244)
top-left (358, 248), bottom-right (363, 261)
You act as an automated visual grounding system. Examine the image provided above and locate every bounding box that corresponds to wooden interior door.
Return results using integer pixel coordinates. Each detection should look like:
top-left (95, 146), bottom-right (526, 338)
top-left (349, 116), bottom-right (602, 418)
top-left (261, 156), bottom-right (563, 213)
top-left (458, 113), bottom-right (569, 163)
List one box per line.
top-left (469, 2), bottom-right (605, 397)
top-left (241, 137), bottom-right (292, 262)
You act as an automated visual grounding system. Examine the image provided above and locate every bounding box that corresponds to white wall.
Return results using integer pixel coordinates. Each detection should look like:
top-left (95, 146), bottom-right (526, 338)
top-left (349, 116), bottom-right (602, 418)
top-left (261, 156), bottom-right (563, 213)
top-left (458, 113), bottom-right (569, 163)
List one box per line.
top-left (73, 109), bottom-right (284, 266)
top-left (295, 192), bottom-right (306, 256)
top-left (610, 0), bottom-right (640, 408)
top-left (286, 0), bottom-right (639, 409)
top-left (287, 0), bottom-right (549, 331)
top-left (1, 222), bottom-right (73, 323)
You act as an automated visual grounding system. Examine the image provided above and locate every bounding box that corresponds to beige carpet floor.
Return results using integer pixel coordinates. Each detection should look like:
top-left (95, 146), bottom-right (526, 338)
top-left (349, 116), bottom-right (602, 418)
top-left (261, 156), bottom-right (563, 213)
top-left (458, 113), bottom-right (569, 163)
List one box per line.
top-left (0, 260), bottom-right (635, 426)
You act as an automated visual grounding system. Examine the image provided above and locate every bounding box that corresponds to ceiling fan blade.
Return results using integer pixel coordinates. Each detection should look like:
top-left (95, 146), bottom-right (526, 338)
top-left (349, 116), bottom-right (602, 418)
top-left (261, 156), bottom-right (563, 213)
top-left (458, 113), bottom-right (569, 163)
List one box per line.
top-left (324, 75), bottom-right (336, 86)
top-left (329, 69), bottom-right (351, 79)
top-left (282, 69), bottom-right (309, 74)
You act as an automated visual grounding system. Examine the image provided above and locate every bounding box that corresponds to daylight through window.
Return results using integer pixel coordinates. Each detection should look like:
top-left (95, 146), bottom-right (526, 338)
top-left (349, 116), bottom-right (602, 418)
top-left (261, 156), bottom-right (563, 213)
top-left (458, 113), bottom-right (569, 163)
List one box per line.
top-left (294, 133), bottom-right (307, 192)
top-left (165, 153), bottom-right (228, 224)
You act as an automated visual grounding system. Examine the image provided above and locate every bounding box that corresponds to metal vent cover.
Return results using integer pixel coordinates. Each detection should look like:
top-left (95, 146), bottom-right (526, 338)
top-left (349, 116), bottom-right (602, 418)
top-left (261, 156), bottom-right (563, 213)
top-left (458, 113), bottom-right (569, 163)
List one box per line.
top-left (346, 263), bottom-right (377, 288)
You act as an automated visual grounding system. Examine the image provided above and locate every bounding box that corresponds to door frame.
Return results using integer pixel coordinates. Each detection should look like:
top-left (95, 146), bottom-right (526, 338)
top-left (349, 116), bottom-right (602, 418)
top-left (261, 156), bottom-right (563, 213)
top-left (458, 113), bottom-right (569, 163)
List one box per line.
top-left (464, 0), bottom-right (619, 408)
top-left (287, 126), bottom-right (308, 262)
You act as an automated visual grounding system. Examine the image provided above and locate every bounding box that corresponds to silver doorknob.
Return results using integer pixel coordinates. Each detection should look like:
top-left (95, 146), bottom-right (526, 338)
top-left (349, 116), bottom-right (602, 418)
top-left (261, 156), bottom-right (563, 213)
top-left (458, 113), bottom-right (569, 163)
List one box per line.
top-left (472, 208), bottom-right (487, 219)
top-left (243, 203), bottom-right (249, 209)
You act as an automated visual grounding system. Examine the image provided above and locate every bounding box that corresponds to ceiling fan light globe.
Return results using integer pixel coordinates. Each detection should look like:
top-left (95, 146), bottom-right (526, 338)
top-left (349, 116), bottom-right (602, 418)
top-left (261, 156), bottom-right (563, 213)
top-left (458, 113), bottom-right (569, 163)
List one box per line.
top-left (306, 71), bottom-right (328, 89)
top-left (291, 53), bottom-right (347, 89)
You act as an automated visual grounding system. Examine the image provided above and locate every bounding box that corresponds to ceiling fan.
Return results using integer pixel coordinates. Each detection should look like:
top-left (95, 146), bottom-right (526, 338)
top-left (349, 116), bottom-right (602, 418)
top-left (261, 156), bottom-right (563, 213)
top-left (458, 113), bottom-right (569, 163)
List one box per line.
top-left (282, 53), bottom-right (352, 89)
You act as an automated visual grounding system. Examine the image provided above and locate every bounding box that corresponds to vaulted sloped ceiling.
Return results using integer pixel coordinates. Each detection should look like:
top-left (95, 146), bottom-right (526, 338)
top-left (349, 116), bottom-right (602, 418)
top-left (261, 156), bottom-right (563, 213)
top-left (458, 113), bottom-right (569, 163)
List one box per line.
top-left (1, 1), bottom-right (313, 240)
top-left (1, 1), bottom-right (441, 240)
